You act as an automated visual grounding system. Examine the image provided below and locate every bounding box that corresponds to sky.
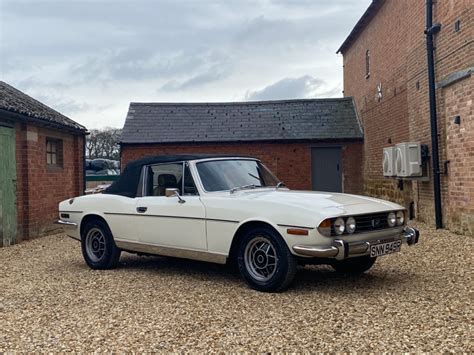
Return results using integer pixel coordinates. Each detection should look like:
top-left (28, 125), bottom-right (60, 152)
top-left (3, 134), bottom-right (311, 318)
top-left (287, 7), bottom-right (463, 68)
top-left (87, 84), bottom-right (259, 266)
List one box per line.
top-left (0, 0), bottom-right (371, 129)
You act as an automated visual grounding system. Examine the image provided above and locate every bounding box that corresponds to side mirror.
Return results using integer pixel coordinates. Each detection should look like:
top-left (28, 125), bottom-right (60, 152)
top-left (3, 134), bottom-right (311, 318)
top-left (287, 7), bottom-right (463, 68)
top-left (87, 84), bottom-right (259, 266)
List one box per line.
top-left (165, 188), bottom-right (186, 204)
top-left (165, 188), bottom-right (179, 197)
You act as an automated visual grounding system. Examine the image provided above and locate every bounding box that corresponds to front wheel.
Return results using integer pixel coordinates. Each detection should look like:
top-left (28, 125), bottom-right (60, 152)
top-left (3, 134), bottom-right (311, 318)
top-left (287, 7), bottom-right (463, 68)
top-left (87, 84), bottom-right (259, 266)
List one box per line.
top-left (81, 219), bottom-right (121, 270)
top-left (331, 255), bottom-right (376, 274)
top-left (237, 227), bottom-right (297, 292)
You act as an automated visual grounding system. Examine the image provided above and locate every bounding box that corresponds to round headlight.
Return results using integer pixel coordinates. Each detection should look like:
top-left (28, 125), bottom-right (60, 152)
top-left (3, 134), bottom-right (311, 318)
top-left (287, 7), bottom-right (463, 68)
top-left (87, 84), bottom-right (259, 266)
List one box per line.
top-left (387, 212), bottom-right (397, 227)
top-left (396, 210), bottom-right (405, 225)
top-left (334, 217), bottom-right (345, 235)
top-left (346, 216), bottom-right (356, 234)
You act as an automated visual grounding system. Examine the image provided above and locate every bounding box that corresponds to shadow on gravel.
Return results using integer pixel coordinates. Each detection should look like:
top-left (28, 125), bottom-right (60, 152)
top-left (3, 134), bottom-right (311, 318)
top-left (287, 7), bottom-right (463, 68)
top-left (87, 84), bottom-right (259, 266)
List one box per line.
top-left (120, 253), bottom-right (241, 281)
top-left (67, 252), bottom-right (419, 293)
top-left (290, 265), bottom-right (419, 294)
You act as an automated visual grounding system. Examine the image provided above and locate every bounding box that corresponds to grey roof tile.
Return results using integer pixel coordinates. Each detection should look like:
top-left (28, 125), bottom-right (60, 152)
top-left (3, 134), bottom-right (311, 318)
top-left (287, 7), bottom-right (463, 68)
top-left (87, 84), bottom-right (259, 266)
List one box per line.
top-left (121, 98), bottom-right (362, 144)
top-left (0, 81), bottom-right (87, 132)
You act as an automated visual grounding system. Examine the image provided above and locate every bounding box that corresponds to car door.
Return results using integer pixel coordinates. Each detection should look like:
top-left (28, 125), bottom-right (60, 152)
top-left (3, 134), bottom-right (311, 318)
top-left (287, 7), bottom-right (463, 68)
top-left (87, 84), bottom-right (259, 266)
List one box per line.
top-left (134, 162), bottom-right (207, 250)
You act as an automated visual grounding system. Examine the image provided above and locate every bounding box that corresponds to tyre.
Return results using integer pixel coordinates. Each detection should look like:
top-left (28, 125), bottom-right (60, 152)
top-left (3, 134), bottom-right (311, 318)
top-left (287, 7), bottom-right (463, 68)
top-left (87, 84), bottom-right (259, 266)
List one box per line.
top-left (331, 255), bottom-right (376, 274)
top-left (237, 226), bottom-right (297, 292)
top-left (81, 219), bottom-right (121, 270)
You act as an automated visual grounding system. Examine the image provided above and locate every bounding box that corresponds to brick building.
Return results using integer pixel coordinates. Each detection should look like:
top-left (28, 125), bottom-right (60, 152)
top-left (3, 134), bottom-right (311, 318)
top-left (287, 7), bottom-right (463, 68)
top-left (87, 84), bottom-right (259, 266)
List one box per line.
top-left (120, 99), bottom-right (364, 194)
top-left (337, 0), bottom-right (473, 234)
top-left (0, 81), bottom-right (87, 246)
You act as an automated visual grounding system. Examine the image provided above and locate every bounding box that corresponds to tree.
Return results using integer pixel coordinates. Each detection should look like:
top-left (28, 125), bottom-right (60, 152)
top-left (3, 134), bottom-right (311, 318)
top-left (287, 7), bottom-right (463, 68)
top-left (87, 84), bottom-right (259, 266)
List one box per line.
top-left (86, 128), bottom-right (122, 160)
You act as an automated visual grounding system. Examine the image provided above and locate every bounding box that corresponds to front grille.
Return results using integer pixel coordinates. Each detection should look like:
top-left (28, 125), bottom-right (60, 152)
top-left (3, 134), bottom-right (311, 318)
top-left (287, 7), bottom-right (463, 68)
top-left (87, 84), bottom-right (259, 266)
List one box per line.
top-left (330, 211), bottom-right (399, 236)
top-left (354, 212), bottom-right (390, 233)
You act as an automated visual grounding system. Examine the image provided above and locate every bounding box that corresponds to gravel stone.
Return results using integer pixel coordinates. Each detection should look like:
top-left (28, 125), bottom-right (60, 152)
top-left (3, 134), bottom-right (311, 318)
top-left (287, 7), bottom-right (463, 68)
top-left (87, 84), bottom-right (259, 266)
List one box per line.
top-left (0, 222), bottom-right (471, 352)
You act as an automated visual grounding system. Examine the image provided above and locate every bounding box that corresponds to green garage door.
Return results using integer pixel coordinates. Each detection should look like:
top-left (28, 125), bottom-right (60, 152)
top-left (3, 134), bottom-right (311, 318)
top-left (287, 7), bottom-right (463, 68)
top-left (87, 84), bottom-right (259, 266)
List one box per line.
top-left (0, 125), bottom-right (17, 246)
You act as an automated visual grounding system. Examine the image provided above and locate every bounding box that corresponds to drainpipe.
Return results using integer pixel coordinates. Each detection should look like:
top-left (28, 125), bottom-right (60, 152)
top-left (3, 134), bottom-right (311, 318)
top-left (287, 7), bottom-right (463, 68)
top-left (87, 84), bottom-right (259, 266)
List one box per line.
top-left (83, 132), bottom-right (89, 194)
top-left (425, 0), bottom-right (443, 229)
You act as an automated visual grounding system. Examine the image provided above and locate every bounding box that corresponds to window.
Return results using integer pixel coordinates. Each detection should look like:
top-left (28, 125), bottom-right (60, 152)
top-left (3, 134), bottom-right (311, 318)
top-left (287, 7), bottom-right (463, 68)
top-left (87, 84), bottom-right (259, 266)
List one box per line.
top-left (145, 162), bottom-right (198, 197)
top-left (365, 50), bottom-right (370, 78)
top-left (46, 139), bottom-right (63, 166)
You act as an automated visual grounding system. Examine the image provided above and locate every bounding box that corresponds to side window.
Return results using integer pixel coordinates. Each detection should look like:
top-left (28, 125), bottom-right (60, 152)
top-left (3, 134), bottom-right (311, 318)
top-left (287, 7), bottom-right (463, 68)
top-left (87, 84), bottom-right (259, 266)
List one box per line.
top-left (46, 138), bottom-right (63, 167)
top-left (183, 164), bottom-right (198, 196)
top-left (146, 163), bottom-right (183, 197)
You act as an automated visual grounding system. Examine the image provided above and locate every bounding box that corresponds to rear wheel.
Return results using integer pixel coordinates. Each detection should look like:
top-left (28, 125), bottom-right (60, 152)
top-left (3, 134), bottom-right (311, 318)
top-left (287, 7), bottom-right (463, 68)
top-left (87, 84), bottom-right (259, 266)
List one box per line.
top-left (237, 226), bottom-right (297, 292)
top-left (81, 219), bottom-right (121, 269)
top-left (331, 255), bottom-right (376, 274)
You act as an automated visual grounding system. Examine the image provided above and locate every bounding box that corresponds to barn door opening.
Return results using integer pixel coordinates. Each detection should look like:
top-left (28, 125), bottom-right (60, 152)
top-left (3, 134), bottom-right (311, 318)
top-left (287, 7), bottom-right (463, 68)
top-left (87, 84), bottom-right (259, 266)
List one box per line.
top-left (311, 147), bottom-right (342, 192)
top-left (0, 125), bottom-right (17, 246)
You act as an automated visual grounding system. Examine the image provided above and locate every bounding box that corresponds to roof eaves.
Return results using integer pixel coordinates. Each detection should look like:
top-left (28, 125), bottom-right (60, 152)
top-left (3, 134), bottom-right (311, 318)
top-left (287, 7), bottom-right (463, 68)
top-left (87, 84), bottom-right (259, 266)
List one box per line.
top-left (129, 97), bottom-right (353, 107)
top-left (336, 0), bottom-right (384, 54)
top-left (0, 108), bottom-right (88, 134)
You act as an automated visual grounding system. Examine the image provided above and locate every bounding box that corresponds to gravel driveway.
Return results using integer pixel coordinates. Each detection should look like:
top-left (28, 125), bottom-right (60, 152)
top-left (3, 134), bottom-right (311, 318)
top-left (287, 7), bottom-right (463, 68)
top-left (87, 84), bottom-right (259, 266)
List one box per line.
top-left (0, 222), bottom-right (471, 352)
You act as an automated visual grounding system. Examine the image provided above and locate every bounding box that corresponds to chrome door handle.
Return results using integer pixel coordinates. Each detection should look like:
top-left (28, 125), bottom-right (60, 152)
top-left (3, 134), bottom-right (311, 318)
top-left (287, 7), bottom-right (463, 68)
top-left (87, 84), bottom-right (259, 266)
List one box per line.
top-left (136, 207), bottom-right (147, 213)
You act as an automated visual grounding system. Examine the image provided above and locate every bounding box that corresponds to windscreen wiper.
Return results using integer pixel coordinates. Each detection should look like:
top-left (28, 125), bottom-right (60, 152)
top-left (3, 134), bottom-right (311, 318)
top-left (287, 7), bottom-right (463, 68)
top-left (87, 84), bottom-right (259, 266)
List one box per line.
top-left (230, 184), bottom-right (256, 194)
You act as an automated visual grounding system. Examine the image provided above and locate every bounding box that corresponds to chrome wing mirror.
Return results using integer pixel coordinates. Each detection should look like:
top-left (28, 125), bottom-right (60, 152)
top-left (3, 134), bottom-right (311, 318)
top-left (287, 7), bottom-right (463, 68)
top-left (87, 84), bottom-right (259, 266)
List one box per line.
top-left (165, 188), bottom-right (186, 204)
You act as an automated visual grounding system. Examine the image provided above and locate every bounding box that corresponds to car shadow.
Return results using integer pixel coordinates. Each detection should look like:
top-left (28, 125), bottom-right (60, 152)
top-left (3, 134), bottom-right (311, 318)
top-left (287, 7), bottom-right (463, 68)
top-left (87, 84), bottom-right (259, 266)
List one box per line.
top-left (67, 250), bottom-right (419, 293)
top-left (289, 265), bottom-right (419, 294)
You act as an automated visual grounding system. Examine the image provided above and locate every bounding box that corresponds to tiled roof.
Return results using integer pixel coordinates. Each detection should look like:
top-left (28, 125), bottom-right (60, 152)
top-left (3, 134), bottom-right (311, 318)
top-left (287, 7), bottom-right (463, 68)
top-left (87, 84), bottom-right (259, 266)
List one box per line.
top-left (0, 81), bottom-right (87, 132)
top-left (121, 98), bottom-right (363, 144)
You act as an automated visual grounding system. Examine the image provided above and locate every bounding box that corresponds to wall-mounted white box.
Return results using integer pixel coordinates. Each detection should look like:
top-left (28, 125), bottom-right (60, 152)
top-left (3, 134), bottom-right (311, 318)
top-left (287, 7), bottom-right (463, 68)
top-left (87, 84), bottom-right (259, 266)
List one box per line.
top-left (383, 147), bottom-right (397, 177)
top-left (395, 142), bottom-right (422, 177)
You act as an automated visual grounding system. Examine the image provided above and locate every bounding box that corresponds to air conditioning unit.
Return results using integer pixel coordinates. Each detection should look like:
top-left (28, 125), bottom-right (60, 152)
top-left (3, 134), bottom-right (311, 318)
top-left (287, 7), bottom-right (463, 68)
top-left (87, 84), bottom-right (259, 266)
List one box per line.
top-left (383, 147), bottom-right (396, 177)
top-left (395, 142), bottom-right (422, 177)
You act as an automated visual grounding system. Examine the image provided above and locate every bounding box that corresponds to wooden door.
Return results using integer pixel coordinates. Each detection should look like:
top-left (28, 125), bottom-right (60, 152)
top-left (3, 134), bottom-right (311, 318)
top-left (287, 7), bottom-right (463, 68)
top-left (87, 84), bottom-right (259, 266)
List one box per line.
top-left (0, 126), bottom-right (17, 246)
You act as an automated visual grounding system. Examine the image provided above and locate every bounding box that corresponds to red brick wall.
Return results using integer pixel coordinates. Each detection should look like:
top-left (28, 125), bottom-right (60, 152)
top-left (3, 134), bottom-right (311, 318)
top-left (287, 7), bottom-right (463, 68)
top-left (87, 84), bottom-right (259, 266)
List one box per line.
top-left (443, 76), bottom-right (473, 234)
top-left (14, 122), bottom-right (85, 241)
top-left (341, 0), bottom-right (473, 234)
top-left (121, 141), bottom-right (364, 194)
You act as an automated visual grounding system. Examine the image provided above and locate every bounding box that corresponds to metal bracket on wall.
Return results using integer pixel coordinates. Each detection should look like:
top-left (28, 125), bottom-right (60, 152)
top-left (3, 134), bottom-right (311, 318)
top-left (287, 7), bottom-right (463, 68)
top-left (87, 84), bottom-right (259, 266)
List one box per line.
top-left (442, 160), bottom-right (450, 175)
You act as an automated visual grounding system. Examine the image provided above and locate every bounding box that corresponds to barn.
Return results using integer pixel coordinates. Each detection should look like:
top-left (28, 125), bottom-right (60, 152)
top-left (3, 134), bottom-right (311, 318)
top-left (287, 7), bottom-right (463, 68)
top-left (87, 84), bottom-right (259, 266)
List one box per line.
top-left (120, 98), bottom-right (364, 194)
top-left (0, 81), bottom-right (87, 246)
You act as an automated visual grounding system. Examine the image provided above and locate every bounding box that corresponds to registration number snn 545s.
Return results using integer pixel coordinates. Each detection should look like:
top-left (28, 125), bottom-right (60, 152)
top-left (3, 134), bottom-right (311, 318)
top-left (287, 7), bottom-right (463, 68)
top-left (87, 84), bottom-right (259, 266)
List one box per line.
top-left (370, 240), bottom-right (402, 257)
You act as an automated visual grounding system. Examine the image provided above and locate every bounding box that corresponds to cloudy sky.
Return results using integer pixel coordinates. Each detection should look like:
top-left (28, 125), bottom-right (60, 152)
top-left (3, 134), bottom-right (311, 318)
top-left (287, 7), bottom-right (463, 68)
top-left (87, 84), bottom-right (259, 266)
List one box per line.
top-left (0, 0), bottom-right (370, 129)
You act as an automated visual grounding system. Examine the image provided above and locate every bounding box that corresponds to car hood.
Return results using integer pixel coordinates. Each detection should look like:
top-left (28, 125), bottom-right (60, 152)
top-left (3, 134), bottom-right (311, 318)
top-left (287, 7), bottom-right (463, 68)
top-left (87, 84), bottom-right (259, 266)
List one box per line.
top-left (226, 189), bottom-right (402, 214)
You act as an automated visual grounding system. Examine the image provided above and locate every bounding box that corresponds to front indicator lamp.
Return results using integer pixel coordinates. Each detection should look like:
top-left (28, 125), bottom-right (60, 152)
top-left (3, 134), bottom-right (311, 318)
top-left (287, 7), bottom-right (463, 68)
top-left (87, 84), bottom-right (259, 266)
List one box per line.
top-left (346, 216), bottom-right (356, 234)
top-left (387, 212), bottom-right (397, 227)
top-left (334, 217), bottom-right (345, 235)
top-left (317, 218), bottom-right (331, 237)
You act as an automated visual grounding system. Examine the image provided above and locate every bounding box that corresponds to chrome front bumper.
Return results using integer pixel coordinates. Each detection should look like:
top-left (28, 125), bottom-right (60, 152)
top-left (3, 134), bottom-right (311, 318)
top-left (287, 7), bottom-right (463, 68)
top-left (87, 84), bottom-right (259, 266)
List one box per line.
top-left (292, 226), bottom-right (420, 260)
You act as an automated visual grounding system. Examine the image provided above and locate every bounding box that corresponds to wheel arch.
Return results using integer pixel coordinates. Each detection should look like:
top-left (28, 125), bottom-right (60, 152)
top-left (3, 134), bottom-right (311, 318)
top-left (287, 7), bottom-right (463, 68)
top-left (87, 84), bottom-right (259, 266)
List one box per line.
top-left (80, 213), bottom-right (110, 236)
top-left (227, 219), bottom-right (284, 264)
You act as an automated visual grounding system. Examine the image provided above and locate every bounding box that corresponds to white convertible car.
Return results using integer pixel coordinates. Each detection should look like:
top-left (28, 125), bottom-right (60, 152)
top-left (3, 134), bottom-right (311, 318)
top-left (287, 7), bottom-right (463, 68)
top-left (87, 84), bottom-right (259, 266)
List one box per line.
top-left (57, 155), bottom-right (419, 292)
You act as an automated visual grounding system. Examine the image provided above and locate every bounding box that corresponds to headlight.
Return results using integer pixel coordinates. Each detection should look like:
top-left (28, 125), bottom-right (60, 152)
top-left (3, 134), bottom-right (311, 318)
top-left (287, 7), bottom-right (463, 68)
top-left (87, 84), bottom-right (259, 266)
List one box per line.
top-left (396, 210), bottom-right (405, 225)
top-left (346, 216), bottom-right (356, 234)
top-left (334, 217), bottom-right (345, 235)
top-left (387, 212), bottom-right (397, 227)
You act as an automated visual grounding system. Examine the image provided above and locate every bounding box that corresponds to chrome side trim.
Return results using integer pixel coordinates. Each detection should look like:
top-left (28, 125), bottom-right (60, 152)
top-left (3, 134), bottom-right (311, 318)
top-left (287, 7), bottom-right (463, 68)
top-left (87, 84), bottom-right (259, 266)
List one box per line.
top-left (115, 240), bottom-right (227, 264)
top-left (103, 212), bottom-right (239, 223)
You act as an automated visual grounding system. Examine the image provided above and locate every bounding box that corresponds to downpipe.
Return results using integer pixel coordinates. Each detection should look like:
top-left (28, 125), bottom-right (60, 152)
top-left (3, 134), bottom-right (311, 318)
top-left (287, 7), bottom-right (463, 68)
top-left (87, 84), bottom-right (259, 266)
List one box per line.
top-left (425, 0), bottom-right (443, 229)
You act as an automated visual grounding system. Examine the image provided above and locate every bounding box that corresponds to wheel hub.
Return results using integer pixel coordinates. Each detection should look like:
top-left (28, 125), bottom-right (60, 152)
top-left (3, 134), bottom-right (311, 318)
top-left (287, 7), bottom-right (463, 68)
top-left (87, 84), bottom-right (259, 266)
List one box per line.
top-left (85, 227), bottom-right (106, 262)
top-left (244, 236), bottom-right (278, 282)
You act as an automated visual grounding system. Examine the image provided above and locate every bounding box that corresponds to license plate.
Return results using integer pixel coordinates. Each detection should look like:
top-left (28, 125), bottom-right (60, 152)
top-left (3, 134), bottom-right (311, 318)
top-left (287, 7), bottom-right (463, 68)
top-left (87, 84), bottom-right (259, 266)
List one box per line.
top-left (370, 240), bottom-right (402, 257)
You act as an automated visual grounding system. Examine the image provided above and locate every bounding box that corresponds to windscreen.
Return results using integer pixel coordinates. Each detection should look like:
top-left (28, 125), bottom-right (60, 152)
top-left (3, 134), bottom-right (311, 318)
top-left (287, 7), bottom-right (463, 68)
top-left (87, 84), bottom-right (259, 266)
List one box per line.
top-left (196, 159), bottom-right (279, 192)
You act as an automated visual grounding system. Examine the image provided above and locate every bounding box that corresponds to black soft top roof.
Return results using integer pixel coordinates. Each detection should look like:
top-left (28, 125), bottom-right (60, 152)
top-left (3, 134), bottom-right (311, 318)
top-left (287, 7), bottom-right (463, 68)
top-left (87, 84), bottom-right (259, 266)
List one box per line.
top-left (103, 154), bottom-right (254, 197)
